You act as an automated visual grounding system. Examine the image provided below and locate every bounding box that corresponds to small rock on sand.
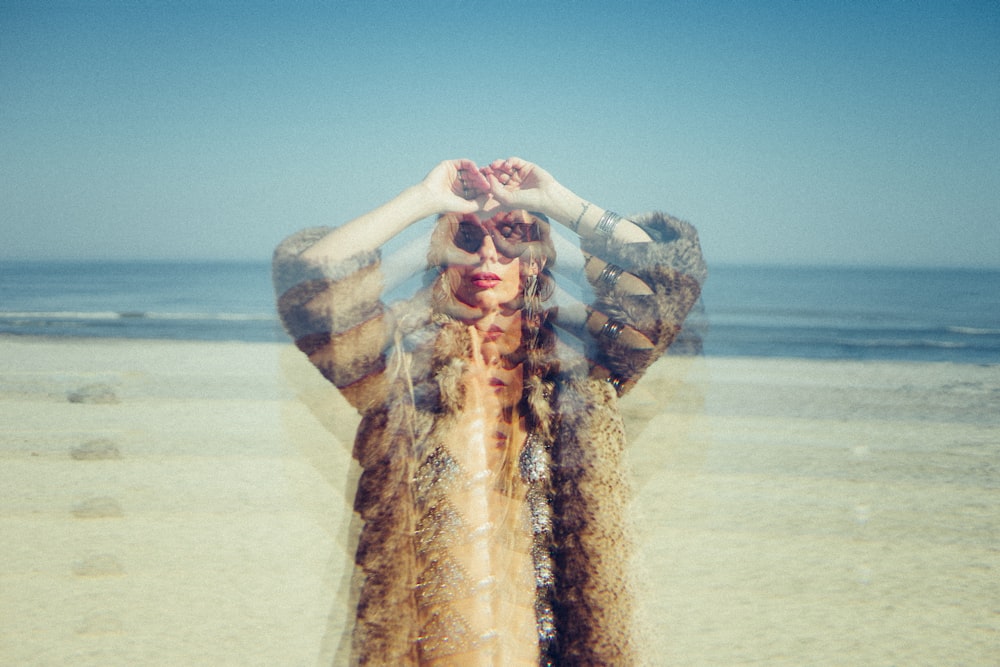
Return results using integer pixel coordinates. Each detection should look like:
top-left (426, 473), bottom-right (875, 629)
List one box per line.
top-left (70, 438), bottom-right (122, 460)
top-left (67, 383), bottom-right (119, 404)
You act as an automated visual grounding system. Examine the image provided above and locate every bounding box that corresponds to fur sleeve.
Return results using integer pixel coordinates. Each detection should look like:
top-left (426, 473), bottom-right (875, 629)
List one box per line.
top-left (580, 212), bottom-right (707, 395)
top-left (272, 227), bottom-right (391, 410)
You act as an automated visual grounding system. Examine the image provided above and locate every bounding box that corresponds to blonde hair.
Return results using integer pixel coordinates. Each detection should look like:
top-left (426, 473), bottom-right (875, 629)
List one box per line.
top-left (425, 210), bottom-right (560, 496)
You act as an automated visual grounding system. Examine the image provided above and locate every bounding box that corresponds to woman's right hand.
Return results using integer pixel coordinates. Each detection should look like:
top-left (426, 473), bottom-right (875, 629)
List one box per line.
top-left (419, 159), bottom-right (493, 216)
top-left (301, 159), bottom-right (492, 265)
top-left (483, 157), bottom-right (564, 216)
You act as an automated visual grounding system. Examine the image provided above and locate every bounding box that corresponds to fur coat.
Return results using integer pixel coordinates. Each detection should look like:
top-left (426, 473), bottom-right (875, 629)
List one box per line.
top-left (273, 212), bottom-right (706, 666)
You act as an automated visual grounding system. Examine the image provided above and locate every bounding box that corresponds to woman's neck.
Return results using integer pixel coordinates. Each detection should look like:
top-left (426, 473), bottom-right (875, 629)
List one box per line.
top-left (467, 306), bottom-right (523, 363)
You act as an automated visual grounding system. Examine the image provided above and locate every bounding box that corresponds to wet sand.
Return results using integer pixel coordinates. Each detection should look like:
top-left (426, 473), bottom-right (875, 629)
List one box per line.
top-left (1, 336), bottom-right (997, 665)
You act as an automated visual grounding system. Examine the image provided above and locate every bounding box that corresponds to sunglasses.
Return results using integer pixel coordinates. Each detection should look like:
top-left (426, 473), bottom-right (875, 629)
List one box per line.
top-left (452, 215), bottom-right (541, 258)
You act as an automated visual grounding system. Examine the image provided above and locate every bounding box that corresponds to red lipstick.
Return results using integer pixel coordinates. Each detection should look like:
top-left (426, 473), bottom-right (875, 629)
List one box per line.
top-left (470, 272), bottom-right (501, 289)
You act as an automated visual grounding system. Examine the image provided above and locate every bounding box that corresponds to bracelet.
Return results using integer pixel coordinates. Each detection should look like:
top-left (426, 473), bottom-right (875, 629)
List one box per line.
top-left (594, 210), bottom-right (622, 238)
top-left (598, 262), bottom-right (625, 288)
top-left (599, 318), bottom-right (625, 340)
top-left (570, 201), bottom-right (590, 233)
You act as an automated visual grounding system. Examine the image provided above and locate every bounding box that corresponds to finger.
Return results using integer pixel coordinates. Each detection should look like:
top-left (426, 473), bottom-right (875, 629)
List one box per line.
top-left (455, 171), bottom-right (489, 201)
top-left (483, 163), bottom-right (514, 188)
top-left (487, 173), bottom-right (514, 203)
top-left (505, 158), bottom-right (531, 180)
top-left (452, 158), bottom-right (480, 173)
top-left (454, 158), bottom-right (484, 176)
top-left (479, 165), bottom-right (501, 186)
top-left (462, 166), bottom-right (491, 192)
top-left (455, 171), bottom-right (474, 200)
top-left (467, 325), bottom-right (484, 367)
top-left (487, 159), bottom-right (514, 181)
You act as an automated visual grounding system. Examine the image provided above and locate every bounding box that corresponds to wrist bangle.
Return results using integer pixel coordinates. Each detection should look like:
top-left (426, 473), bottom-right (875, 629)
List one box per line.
top-left (598, 262), bottom-right (625, 288)
top-left (599, 317), bottom-right (625, 340)
top-left (594, 210), bottom-right (622, 238)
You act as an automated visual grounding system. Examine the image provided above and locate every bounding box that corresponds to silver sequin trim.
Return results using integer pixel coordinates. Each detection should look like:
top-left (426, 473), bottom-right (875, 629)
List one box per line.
top-left (518, 432), bottom-right (548, 484)
top-left (418, 607), bottom-right (475, 660)
top-left (414, 446), bottom-right (461, 506)
top-left (415, 500), bottom-right (465, 554)
top-left (416, 553), bottom-right (470, 608)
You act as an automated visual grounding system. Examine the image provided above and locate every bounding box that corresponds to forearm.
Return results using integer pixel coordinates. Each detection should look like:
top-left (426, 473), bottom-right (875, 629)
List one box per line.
top-left (300, 184), bottom-right (440, 265)
top-left (538, 181), bottom-right (653, 244)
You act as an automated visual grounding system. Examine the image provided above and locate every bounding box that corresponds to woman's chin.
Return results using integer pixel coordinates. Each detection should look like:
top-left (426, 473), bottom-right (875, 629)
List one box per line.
top-left (454, 287), bottom-right (493, 309)
top-left (470, 292), bottom-right (501, 311)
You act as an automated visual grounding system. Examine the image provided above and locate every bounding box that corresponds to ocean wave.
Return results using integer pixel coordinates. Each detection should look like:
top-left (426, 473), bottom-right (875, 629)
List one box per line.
top-left (708, 316), bottom-right (1000, 337)
top-left (833, 338), bottom-right (973, 350)
top-left (0, 311), bottom-right (278, 322)
top-left (946, 326), bottom-right (1000, 336)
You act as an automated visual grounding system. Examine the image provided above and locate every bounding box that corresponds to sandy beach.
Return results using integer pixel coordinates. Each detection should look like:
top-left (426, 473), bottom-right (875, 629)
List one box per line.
top-left (1, 335), bottom-right (997, 666)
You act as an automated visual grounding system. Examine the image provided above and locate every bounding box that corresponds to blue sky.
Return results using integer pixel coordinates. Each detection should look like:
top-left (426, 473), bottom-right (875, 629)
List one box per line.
top-left (3, 1), bottom-right (998, 267)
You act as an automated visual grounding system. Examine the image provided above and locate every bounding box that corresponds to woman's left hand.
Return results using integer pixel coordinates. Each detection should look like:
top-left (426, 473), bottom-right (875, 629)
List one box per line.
top-left (483, 157), bottom-right (562, 215)
top-left (420, 159), bottom-right (493, 215)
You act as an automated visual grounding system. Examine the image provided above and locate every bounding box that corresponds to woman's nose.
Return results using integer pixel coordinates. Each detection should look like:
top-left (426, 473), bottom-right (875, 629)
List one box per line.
top-left (478, 233), bottom-right (499, 261)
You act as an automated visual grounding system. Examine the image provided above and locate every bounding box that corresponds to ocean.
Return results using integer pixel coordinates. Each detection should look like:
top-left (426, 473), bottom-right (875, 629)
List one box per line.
top-left (1, 260), bottom-right (998, 364)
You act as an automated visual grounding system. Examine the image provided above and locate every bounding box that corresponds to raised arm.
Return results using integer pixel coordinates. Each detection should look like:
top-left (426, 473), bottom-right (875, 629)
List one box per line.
top-left (486, 157), bottom-right (707, 394)
top-left (484, 157), bottom-right (653, 244)
top-left (299, 159), bottom-right (492, 265)
top-left (274, 160), bottom-right (493, 411)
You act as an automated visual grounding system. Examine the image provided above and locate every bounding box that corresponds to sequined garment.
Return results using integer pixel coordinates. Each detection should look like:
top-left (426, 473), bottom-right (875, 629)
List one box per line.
top-left (274, 212), bottom-right (706, 665)
top-left (412, 348), bottom-right (541, 666)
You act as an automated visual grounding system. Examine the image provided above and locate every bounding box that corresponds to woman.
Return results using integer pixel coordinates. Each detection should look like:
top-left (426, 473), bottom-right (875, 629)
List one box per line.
top-left (273, 158), bottom-right (706, 666)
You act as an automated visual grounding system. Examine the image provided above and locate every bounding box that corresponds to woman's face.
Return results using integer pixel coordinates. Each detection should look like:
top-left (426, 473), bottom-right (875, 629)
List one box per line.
top-left (442, 212), bottom-right (539, 311)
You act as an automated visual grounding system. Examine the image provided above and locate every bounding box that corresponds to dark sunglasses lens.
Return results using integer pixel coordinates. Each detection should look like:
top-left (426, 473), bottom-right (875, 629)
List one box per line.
top-left (501, 222), bottom-right (537, 242)
top-left (454, 222), bottom-right (486, 253)
top-left (453, 219), bottom-right (540, 257)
